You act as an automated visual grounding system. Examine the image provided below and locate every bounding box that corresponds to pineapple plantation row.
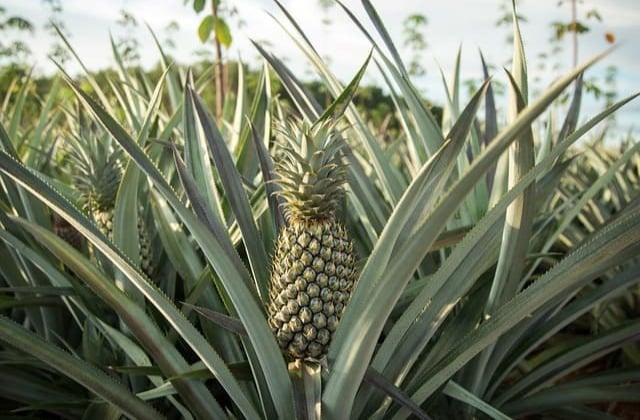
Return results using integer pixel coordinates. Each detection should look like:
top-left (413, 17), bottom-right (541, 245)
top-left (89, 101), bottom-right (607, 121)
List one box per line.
top-left (1, 1), bottom-right (639, 418)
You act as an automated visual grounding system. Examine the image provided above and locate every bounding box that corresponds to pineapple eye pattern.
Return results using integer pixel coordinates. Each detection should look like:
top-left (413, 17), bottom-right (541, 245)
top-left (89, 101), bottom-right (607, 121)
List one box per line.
top-left (267, 118), bottom-right (358, 360)
top-left (268, 221), bottom-right (357, 359)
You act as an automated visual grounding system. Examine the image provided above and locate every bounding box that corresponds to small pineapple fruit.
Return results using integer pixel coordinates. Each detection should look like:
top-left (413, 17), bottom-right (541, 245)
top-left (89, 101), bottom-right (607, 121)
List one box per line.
top-left (66, 129), bottom-right (154, 278)
top-left (52, 213), bottom-right (84, 251)
top-left (268, 118), bottom-right (358, 359)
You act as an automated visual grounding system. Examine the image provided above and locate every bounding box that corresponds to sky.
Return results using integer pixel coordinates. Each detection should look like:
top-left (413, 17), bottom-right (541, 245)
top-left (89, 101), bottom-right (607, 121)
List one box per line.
top-left (3, 0), bottom-right (639, 136)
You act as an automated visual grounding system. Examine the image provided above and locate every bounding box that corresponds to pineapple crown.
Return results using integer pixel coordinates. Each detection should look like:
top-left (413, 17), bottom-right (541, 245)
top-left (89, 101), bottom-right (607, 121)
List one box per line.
top-left (59, 105), bottom-right (124, 213)
top-left (65, 130), bottom-right (123, 212)
top-left (273, 117), bottom-right (347, 222)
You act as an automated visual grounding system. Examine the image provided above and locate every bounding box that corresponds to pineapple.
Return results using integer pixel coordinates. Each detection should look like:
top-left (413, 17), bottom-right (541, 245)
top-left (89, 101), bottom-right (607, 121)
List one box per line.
top-left (52, 212), bottom-right (84, 251)
top-left (64, 125), bottom-right (154, 278)
top-left (268, 118), bottom-right (358, 360)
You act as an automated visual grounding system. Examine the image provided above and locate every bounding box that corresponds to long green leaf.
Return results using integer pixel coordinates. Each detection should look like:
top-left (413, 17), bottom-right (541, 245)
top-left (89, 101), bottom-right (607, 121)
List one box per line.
top-left (506, 383), bottom-right (640, 417)
top-left (12, 215), bottom-right (228, 418)
top-left (379, 93), bottom-right (638, 413)
top-left (113, 161), bottom-right (144, 299)
top-left (314, 50), bottom-right (371, 127)
top-left (0, 149), bottom-right (263, 419)
top-left (250, 123), bottom-right (285, 232)
top-left (96, 320), bottom-right (194, 419)
top-left (471, 68), bottom-right (536, 397)
top-left (396, 200), bottom-right (640, 417)
top-left (485, 70), bottom-right (534, 309)
top-left (324, 80), bottom-right (489, 417)
top-left (6, 68), bottom-right (32, 141)
top-left (527, 137), bottom-right (640, 281)
top-left (145, 23), bottom-right (182, 112)
top-left (0, 368), bottom-right (84, 417)
top-left (327, 49), bottom-right (613, 416)
top-left (336, 0), bottom-right (444, 157)
top-left (0, 315), bottom-right (161, 420)
top-left (56, 72), bottom-right (292, 418)
top-left (234, 62), bottom-right (272, 180)
top-left (485, 265), bottom-right (640, 400)
top-left (252, 40), bottom-right (321, 120)
top-left (189, 87), bottom-right (271, 302)
top-left (52, 26), bottom-right (112, 112)
top-left (443, 381), bottom-right (511, 420)
top-left (182, 72), bottom-right (226, 229)
top-left (495, 319), bottom-right (640, 405)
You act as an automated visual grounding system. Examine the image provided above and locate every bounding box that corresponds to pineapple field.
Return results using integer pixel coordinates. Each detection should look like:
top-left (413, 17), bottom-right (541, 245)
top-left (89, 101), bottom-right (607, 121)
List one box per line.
top-left (1, 1), bottom-right (639, 419)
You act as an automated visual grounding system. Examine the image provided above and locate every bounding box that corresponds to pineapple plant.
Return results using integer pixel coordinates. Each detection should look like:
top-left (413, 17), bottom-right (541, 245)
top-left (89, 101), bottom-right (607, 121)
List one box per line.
top-left (2, 1), bottom-right (640, 418)
top-left (267, 117), bottom-right (358, 359)
top-left (64, 120), bottom-right (154, 278)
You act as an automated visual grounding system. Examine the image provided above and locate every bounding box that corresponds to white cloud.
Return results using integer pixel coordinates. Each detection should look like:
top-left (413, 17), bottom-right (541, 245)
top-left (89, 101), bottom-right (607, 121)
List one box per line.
top-left (60, 0), bottom-right (123, 22)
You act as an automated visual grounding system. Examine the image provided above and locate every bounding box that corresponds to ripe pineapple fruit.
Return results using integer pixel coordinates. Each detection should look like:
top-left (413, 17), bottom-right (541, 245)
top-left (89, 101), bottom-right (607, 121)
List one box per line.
top-left (65, 127), bottom-right (154, 278)
top-left (268, 118), bottom-right (358, 360)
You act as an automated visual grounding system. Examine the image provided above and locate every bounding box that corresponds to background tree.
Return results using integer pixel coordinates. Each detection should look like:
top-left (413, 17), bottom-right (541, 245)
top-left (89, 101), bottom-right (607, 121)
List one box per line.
top-left (318, 0), bottom-right (335, 68)
top-left (493, 0), bottom-right (616, 108)
top-left (186, 0), bottom-right (236, 120)
top-left (42, 0), bottom-right (71, 65)
top-left (161, 20), bottom-right (180, 54)
top-left (552, 0), bottom-right (600, 67)
top-left (544, 0), bottom-right (618, 119)
top-left (495, 0), bottom-right (527, 46)
top-left (0, 6), bottom-right (34, 67)
top-left (402, 13), bottom-right (428, 77)
top-left (115, 9), bottom-right (141, 66)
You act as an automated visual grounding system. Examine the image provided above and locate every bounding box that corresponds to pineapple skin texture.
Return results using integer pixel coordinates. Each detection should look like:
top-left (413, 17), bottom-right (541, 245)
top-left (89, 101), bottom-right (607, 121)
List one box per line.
top-left (268, 218), bottom-right (357, 359)
top-left (92, 207), bottom-right (155, 278)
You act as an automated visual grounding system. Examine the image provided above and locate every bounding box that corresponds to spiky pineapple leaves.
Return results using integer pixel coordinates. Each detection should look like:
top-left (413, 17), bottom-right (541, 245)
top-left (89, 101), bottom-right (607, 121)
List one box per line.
top-left (325, 14), bottom-right (613, 420)
top-left (324, 78), bottom-right (491, 415)
top-left (51, 42), bottom-right (297, 418)
top-left (251, 122), bottom-right (286, 232)
top-left (371, 94), bottom-right (640, 416)
top-left (102, 57), bottom-right (163, 298)
top-left (259, 2), bottom-right (622, 417)
top-left (406, 200), bottom-right (640, 417)
top-left (0, 153), bottom-right (243, 419)
top-left (314, 49), bottom-right (371, 129)
top-left (183, 301), bottom-right (432, 419)
top-left (268, 1), bottom-right (409, 207)
top-left (336, 0), bottom-right (444, 158)
top-left (0, 315), bottom-right (161, 420)
top-left (473, 70), bottom-right (535, 395)
top-left (2, 5), bottom-right (635, 420)
top-left (187, 85), bottom-right (272, 302)
top-left (4, 69), bottom-right (290, 418)
top-left (175, 76), bottom-right (251, 306)
top-left (180, 87), bottom-right (293, 418)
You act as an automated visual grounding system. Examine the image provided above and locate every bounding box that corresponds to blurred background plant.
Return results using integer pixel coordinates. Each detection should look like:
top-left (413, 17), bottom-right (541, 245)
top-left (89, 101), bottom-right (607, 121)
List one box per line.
top-left (0, 5), bottom-right (34, 68)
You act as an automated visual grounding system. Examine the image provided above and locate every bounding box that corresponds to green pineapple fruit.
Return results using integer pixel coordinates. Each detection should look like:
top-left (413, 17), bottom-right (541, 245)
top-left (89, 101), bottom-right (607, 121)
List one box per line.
top-left (268, 118), bottom-right (358, 360)
top-left (65, 128), bottom-right (154, 278)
